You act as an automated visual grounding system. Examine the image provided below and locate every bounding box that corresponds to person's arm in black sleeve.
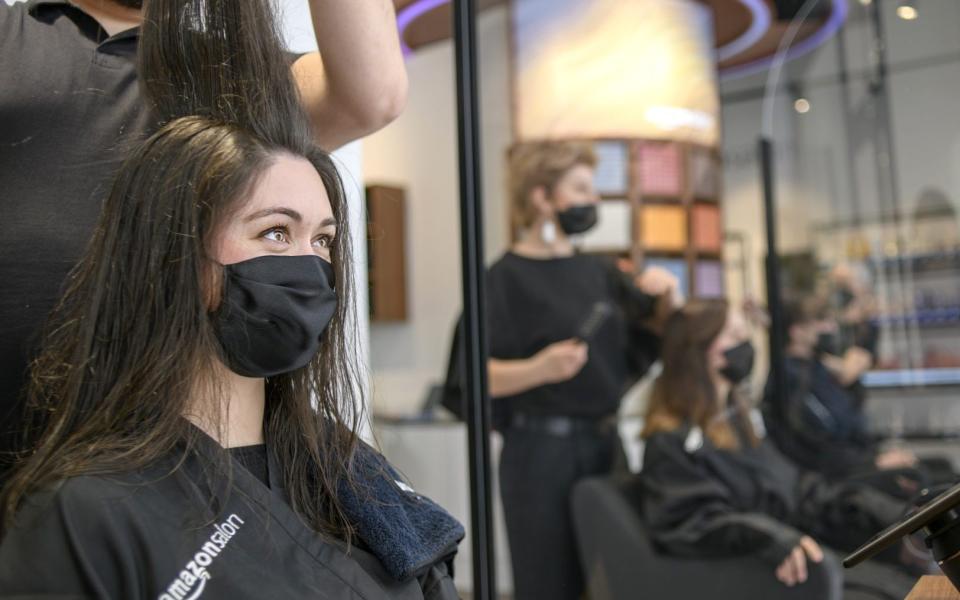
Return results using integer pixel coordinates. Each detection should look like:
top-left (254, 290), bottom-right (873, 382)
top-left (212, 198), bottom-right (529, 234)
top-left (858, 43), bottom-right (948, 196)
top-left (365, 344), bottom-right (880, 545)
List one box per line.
top-left (607, 262), bottom-right (658, 324)
top-left (640, 433), bottom-right (803, 566)
top-left (606, 263), bottom-right (673, 379)
top-left (853, 320), bottom-right (880, 360)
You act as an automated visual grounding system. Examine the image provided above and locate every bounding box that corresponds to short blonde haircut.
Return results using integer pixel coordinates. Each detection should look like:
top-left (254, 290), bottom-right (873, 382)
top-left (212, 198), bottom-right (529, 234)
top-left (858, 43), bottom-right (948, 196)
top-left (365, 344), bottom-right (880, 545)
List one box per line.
top-left (507, 141), bottom-right (597, 232)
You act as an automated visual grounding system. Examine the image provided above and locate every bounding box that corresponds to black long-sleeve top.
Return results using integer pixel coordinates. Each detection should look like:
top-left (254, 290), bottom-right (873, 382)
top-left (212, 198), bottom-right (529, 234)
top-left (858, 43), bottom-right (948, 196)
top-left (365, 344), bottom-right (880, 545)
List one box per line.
top-left (763, 357), bottom-right (877, 478)
top-left (482, 252), bottom-right (661, 419)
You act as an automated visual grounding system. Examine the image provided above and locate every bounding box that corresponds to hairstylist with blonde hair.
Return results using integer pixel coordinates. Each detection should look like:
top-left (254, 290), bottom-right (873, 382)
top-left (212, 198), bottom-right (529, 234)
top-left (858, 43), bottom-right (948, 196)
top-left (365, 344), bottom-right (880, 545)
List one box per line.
top-left (461, 141), bottom-right (680, 600)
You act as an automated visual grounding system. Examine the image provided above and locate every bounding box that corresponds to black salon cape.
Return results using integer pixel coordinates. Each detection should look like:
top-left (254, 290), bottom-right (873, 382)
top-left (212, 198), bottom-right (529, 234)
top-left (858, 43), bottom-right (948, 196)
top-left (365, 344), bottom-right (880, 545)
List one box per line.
top-left (0, 438), bottom-right (460, 600)
top-left (638, 422), bottom-right (904, 566)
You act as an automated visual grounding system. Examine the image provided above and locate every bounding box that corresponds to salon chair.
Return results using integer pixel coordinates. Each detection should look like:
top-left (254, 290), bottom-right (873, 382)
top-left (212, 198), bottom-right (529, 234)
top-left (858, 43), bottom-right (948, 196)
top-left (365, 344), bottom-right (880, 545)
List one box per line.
top-left (571, 476), bottom-right (844, 600)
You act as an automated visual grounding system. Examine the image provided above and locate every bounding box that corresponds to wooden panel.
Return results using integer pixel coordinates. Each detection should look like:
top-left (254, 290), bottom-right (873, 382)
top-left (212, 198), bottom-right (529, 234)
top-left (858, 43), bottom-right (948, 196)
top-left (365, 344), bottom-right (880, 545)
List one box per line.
top-left (907, 576), bottom-right (959, 600)
top-left (366, 185), bottom-right (408, 322)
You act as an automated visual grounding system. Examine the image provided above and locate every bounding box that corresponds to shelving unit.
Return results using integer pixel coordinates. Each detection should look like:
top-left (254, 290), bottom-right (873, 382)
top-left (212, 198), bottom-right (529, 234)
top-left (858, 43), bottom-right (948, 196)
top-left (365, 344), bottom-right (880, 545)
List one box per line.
top-left (810, 219), bottom-right (960, 392)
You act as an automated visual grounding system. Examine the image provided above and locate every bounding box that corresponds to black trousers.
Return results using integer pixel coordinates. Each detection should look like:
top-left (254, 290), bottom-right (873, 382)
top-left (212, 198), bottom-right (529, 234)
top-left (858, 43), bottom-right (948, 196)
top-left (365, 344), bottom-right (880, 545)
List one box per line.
top-left (499, 423), bottom-right (622, 600)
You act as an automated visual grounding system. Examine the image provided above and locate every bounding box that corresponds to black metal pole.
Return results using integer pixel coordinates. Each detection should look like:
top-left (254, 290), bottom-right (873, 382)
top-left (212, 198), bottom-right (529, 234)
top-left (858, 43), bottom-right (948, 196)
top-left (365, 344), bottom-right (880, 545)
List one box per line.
top-left (835, 26), bottom-right (863, 224)
top-left (868, 0), bottom-right (904, 217)
top-left (760, 137), bottom-right (787, 407)
top-left (451, 0), bottom-right (496, 598)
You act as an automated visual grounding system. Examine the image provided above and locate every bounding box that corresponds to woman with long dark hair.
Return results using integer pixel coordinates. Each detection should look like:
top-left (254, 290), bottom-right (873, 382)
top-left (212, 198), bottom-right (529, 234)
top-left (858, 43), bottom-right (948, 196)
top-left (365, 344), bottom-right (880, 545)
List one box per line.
top-left (638, 299), bottom-right (923, 599)
top-left (0, 1), bottom-right (461, 598)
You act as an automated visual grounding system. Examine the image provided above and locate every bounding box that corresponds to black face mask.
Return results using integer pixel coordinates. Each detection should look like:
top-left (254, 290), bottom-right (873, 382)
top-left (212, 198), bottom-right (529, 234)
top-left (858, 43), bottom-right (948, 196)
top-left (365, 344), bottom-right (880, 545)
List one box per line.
top-left (112, 0), bottom-right (143, 8)
top-left (815, 331), bottom-right (840, 357)
top-left (556, 205), bottom-right (598, 235)
top-left (214, 254), bottom-right (337, 378)
top-left (720, 341), bottom-right (755, 384)
top-left (832, 287), bottom-right (856, 310)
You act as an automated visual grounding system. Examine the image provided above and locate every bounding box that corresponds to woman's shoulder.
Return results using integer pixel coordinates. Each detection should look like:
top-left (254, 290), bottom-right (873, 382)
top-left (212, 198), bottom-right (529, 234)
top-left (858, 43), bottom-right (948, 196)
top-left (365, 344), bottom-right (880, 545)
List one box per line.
top-left (644, 426), bottom-right (692, 456)
top-left (642, 422), bottom-right (727, 471)
top-left (0, 472), bottom-right (157, 595)
top-left (7, 471), bottom-right (152, 536)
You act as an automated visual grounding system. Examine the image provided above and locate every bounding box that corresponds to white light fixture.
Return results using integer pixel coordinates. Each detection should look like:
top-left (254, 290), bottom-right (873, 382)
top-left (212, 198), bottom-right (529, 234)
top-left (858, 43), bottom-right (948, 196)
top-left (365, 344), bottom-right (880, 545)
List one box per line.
top-left (897, 1), bottom-right (918, 20)
top-left (511, 0), bottom-right (719, 147)
top-left (794, 98), bottom-right (811, 114)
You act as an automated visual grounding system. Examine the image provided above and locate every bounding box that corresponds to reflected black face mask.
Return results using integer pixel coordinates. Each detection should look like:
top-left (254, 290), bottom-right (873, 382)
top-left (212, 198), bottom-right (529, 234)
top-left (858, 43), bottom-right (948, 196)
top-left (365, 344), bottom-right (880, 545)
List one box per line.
top-left (556, 205), bottom-right (598, 235)
top-left (214, 254), bottom-right (337, 378)
top-left (815, 331), bottom-right (840, 357)
top-left (720, 341), bottom-right (755, 385)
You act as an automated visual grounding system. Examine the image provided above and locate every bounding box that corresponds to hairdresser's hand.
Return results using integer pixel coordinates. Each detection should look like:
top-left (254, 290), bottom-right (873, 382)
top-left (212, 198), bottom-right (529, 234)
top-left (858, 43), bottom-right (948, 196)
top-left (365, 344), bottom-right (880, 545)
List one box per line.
top-left (634, 267), bottom-right (683, 335)
top-left (876, 447), bottom-right (917, 470)
top-left (533, 339), bottom-right (589, 385)
top-left (776, 536), bottom-right (823, 587)
top-left (636, 267), bottom-right (680, 302)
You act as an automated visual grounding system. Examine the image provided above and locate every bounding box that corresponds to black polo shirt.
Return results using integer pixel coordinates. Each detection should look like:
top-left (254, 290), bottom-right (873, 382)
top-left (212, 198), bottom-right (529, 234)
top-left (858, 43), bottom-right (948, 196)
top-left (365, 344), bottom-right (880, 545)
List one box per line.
top-left (0, 1), bottom-right (150, 473)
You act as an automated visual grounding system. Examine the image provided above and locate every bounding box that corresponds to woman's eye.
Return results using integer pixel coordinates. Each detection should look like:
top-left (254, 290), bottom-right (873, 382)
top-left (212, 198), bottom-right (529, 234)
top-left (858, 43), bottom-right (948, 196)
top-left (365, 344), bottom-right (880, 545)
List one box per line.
top-left (263, 227), bottom-right (289, 243)
top-left (314, 235), bottom-right (334, 249)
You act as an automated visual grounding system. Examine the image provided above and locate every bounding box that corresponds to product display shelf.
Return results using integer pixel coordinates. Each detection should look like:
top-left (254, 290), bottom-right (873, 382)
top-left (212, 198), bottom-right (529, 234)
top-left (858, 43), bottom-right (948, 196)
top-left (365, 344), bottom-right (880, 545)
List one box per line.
top-left (809, 219), bottom-right (960, 392)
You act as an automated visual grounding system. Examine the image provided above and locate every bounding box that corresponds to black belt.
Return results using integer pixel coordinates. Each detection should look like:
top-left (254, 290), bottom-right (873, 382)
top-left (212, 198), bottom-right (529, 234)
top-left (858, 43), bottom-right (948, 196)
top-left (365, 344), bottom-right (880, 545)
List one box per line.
top-left (508, 413), bottom-right (618, 437)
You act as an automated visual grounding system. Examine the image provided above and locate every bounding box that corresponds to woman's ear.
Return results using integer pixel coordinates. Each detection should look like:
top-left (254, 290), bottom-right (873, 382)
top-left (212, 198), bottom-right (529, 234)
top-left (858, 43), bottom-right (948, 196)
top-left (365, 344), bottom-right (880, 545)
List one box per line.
top-left (201, 259), bottom-right (224, 312)
top-left (707, 336), bottom-right (727, 371)
top-left (529, 185), bottom-right (554, 219)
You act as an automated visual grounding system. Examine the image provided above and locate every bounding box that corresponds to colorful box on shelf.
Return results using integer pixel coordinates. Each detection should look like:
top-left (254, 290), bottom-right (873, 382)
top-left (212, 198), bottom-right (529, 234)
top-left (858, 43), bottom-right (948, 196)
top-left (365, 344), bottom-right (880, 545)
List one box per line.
top-left (634, 141), bottom-right (683, 197)
top-left (695, 260), bottom-right (724, 298)
top-left (689, 147), bottom-right (718, 200)
top-left (641, 205), bottom-right (687, 251)
top-left (578, 199), bottom-right (633, 252)
top-left (645, 258), bottom-right (689, 299)
top-left (692, 204), bottom-right (722, 253)
top-left (593, 141), bottom-right (629, 195)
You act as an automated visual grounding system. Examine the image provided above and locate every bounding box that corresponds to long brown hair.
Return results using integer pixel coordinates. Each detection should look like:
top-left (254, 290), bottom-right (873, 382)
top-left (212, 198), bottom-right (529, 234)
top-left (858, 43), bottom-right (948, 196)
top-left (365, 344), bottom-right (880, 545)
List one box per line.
top-left (641, 298), bottom-right (758, 450)
top-left (2, 0), bottom-right (364, 541)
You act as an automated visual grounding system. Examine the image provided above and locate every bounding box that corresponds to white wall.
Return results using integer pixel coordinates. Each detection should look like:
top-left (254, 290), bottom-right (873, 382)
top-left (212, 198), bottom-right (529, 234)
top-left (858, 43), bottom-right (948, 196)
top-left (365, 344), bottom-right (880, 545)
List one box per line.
top-left (364, 6), bottom-right (513, 417)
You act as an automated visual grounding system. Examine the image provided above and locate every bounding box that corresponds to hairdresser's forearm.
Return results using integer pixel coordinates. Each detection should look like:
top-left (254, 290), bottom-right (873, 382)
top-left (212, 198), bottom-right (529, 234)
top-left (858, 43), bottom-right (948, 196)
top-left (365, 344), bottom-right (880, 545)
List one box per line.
top-left (488, 358), bottom-right (547, 398)
top-left (295, 0), bottom-right (408, 150)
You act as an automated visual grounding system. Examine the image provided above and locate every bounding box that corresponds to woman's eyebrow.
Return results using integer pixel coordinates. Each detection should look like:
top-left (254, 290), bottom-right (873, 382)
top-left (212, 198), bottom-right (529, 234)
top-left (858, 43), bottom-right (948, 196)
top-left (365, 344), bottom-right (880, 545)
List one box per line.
top-left (244, 207), bottom-right (303, 222)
